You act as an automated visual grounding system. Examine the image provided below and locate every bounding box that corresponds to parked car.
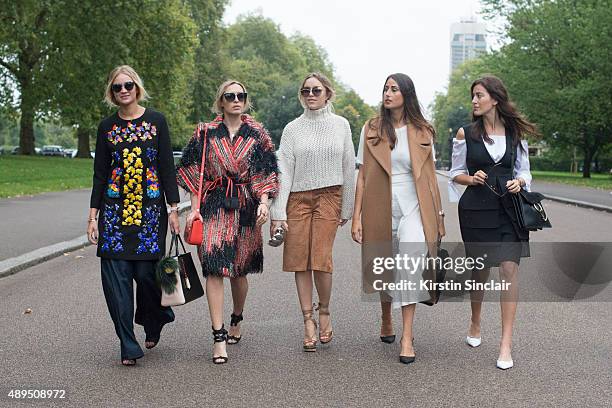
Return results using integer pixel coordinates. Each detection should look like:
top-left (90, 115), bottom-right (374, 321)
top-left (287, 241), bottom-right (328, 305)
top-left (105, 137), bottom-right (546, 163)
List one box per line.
top-left (41, 145), bottom-right (66, 157)
top-left (64, 148), bottom-right (76, 158)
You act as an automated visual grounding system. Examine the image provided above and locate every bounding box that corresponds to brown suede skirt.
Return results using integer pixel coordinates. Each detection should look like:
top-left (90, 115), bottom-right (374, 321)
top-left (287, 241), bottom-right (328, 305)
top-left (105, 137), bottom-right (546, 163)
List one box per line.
top-left (283, 185), bottom-right (342, 273)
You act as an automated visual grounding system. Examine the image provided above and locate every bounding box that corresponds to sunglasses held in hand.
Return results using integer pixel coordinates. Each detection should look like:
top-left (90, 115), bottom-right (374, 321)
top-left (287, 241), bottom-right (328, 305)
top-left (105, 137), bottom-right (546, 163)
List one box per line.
top-left (112, 81), bottom-right (136, 93)
top-left (223, 92), bottom-right (248, 102)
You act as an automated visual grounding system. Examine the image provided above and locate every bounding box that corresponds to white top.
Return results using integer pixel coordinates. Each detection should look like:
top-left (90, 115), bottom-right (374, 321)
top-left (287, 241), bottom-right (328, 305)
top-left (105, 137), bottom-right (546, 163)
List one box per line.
top-left (356, 125), bottom-right (435, 174)
top-left (270, 104), bottom-right (356, 220)
top-left (448, 135), bottom-right (532, 202)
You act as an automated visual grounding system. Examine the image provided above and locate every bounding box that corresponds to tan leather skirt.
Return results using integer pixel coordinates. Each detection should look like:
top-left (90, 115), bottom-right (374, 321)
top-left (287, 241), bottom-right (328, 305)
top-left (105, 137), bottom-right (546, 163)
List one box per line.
top-left (283, 186), bottom-right (342, 273)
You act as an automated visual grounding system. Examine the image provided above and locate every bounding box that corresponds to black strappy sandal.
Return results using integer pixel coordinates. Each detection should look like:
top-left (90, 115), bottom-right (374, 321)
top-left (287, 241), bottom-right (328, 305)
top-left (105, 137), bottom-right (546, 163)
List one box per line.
top-left (212, 325), bottom-right (228, 365)
top-left (227, 313), bottom-right (243, 345)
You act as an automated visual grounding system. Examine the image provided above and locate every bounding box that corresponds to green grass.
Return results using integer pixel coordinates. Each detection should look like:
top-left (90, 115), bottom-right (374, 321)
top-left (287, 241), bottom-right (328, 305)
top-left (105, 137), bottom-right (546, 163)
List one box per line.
top-left (532, 170), bottom-right (612, 190)
top-left (0, 155), bottom-right (93, 198)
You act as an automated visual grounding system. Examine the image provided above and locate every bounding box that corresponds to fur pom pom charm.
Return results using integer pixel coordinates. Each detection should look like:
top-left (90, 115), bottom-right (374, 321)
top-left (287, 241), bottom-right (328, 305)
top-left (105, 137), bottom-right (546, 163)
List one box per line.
top-left (156, 256), bottom-right (179, 294)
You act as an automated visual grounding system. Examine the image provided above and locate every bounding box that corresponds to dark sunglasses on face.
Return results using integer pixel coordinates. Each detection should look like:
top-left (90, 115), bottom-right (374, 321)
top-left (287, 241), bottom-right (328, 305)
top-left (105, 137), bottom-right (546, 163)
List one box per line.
top-left (112, 81), bottom-right (136, 93)
top-left (223, 92), bottom-right (247, 102)
top-left (300, 87), bottom-right (323, 97)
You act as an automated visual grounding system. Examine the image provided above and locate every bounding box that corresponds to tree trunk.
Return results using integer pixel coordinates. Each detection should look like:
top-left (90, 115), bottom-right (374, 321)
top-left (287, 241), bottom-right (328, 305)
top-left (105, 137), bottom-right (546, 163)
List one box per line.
top-left (18, 84), bottom-right (36, 155)
top-left (76, 127), bottom-right (91, 158)
top-left (582, 147), bottom-right (594, 178)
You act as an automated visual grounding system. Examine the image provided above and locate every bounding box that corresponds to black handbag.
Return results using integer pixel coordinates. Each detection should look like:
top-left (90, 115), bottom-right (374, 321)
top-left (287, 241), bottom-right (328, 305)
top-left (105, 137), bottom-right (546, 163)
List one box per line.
top-left (157, 234), bottom-right (204, 305)
top-left (420, 240), bottom-right (450, 306)
top-left (511, 190), bottom-right (552, 231)
top-left (483, 142), bottom-right (552, 233)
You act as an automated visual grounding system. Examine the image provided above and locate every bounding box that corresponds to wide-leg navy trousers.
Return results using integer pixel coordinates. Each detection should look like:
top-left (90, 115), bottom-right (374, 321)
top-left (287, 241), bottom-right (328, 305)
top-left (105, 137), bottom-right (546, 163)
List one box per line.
top-left (100, 259), bottom-right (175, 360)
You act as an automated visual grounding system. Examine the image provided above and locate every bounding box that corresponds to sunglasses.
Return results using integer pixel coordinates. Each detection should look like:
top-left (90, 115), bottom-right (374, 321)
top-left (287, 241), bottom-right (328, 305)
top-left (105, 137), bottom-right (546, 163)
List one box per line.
top-left (223, 92), bottom-right (247, 102)
top-left (111, 81), bottom-right (136, 93)
top-left (300, 87), bottom-right (323, 97)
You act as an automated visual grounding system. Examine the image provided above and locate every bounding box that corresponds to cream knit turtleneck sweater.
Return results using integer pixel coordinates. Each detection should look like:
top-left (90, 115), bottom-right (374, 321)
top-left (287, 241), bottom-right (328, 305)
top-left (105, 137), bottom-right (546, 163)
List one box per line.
top-left (270, 104), bottom-right (356, 220)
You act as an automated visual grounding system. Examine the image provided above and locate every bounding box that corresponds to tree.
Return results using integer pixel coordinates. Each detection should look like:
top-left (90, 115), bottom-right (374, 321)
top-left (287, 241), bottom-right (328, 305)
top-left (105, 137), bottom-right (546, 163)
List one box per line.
top-left (184, 0), bottom-right (229, 123)
top-left (481, 0), bottom-right (612, 177)
top-left (430, 58), bottom-right (491, 162)
top-left (0, 1), bottom-right (64, 154)
top-left (45, 0), bottom-right (198, 156)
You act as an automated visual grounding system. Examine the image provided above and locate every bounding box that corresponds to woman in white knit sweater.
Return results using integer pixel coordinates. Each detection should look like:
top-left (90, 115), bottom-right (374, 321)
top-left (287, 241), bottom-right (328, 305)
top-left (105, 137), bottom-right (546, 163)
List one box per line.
top-left (270, 72), bottom-right (355, 352)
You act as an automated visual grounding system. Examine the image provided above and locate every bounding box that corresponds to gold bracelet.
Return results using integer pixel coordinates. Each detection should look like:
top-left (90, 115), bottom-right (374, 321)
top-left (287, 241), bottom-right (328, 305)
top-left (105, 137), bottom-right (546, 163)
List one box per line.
top-left (88, 217), bottom-right (97, 223)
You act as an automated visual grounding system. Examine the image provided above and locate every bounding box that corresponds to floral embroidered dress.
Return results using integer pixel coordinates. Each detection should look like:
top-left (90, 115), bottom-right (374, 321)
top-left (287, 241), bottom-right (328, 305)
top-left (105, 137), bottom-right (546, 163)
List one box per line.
top-left (91, 109), bottom-right (180, 260)
top-left (176, 114), bottom-right (279, 278)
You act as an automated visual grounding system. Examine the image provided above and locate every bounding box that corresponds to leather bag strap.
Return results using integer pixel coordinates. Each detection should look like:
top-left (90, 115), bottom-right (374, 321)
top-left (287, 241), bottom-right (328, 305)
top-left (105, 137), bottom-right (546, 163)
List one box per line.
top-left (194, 125), bottom-right (208, 212)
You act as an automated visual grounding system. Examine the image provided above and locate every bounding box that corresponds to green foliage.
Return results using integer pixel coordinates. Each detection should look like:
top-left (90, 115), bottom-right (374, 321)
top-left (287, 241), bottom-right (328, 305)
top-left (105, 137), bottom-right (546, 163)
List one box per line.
top-left (430, 58), bottom-right (493, 162)
top-left (480, 0), bottom-right (612, 177)
top-left (1, 4), bottom-right (374, 162)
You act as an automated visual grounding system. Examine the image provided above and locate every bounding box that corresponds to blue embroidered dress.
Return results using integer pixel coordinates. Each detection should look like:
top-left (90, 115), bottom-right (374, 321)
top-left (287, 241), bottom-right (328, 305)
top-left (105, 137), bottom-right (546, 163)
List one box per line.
top-left (90, 109), bottom-right (180, 260)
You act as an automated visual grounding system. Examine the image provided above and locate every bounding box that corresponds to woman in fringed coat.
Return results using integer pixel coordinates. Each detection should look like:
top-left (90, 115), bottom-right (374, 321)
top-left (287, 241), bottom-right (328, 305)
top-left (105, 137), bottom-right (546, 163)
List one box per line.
top-left (176, 80), bottom-right (278, 364)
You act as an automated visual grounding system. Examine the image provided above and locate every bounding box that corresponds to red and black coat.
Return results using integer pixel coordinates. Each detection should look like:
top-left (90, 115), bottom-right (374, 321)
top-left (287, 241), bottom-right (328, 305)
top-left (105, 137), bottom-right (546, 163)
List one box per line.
top-left (176, 114), bottom-right (279, 277)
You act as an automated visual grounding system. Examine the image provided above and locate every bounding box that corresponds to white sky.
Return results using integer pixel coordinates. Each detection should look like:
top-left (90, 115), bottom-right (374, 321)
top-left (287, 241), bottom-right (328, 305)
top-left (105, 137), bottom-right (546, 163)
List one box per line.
top-left (223, 0), bottom-right (488, 113)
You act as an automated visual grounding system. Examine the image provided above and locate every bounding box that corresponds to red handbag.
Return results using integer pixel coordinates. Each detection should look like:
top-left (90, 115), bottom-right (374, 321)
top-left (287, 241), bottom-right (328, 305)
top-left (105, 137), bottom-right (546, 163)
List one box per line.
top-left (185, 125), bottom-right (207, 245)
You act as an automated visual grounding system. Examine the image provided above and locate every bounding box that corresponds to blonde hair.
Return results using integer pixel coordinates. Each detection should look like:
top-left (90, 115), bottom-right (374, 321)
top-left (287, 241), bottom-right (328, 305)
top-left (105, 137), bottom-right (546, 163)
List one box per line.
top-left (104, 65), bottom-right (149, 108)
top-left (211, 80), bottom-right (253, 115)
top-left (298, 72), bottom-right (336, 108)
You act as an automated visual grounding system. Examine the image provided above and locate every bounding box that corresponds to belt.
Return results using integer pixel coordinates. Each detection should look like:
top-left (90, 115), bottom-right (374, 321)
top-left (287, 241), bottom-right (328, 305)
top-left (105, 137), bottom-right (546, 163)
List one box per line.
top-left (202, 175), bottom-right (249, 209)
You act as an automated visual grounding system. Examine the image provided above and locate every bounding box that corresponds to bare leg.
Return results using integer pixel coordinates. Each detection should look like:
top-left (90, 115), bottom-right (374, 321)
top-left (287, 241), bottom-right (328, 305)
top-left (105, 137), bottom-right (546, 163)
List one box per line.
top-left (400, 304), bottom-right (416, 357)
top-left (295, 271), bottom-right (316, 344)
top-left (313, 270), bottom-right (332, 338)
top-left (229, 276), bottom-right (248, 339)
top-left (206, 276), bottom-right (226, 360)
top-left (469, 267), bottom-right (491, 338)
top-left (499, 261), bottom-right (519, 361)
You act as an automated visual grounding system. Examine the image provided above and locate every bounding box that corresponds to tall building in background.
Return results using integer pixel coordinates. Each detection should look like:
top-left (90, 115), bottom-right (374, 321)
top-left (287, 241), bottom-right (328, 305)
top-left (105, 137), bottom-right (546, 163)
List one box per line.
top-left (450, 17), bottom-right (487, 73)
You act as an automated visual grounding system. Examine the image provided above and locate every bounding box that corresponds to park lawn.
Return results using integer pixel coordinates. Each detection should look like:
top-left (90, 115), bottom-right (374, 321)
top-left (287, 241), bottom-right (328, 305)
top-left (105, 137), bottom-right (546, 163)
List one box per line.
top-left (0, 155), bottom-right (93, 198)
top-left (532, 170), bottom-right (612, 190)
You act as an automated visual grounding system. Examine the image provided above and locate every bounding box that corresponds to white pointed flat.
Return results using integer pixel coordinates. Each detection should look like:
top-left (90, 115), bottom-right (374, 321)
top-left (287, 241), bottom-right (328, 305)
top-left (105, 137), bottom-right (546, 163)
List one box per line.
top-left (466, 336), bottom-right (482, 347)
top-left (496, 359), bottom-right (514, 370)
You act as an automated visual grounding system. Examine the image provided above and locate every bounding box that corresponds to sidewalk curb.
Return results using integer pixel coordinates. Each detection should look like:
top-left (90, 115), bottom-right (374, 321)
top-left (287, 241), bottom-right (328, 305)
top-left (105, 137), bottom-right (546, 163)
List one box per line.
top-left (0, 202), bottom-right (192, 279)
top-left (435, 170), bottom-right (612, 213)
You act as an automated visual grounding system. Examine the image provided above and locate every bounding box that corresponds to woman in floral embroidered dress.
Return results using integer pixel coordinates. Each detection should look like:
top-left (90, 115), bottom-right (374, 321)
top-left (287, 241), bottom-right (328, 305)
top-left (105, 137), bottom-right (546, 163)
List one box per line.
top-left (176, 80), bottom-right (278, 364)
top-left (87, 65), bottom-right (181, 366)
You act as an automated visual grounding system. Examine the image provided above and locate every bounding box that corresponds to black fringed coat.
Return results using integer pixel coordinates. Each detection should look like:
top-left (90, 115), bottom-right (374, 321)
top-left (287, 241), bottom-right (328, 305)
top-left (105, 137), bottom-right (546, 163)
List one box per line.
top-left (176, 114), bottom-right (279, 277)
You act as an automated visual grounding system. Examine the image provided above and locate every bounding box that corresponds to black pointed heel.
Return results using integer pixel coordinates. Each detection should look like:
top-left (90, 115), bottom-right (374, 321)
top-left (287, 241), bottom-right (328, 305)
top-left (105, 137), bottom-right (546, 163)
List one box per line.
top-left (227, 313), bottom-right (243, 345)
top-left (380, 335), bottom-right (396, 344)
top-left (399, 355), bottom-right (416, 364)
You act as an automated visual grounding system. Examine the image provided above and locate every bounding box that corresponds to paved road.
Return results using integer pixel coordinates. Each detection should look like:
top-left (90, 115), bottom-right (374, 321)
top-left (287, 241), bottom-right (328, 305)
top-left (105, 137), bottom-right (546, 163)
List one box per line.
top-left (437, 169), bottom-right (612, 208)
top-left (0, 177), bottom-right (610, 407)
top-left (0, 190), bottom-right (190, 261)
top-left (532, 180), bottom-right (612, 208)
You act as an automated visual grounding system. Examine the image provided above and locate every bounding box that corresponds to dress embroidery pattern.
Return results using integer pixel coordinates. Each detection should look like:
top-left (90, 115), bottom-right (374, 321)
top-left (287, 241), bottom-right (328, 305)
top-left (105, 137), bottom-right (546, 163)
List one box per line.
top-left (122, 147), bottom-right (144, 226)
top-left (101, 204), bottom-right (124, 253)
top-left (146, 167), bottom-right (160, 198)
top-left (136, 204), bottom-right (160, 254)
top-left (107, 121), bottom-right (157, 145)
top-left (107, 151), bottom-right (122, 198)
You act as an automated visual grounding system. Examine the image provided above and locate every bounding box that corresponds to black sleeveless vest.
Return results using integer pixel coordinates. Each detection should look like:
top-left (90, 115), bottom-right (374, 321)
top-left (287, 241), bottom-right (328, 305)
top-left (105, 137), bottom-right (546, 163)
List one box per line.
top-left (458, 123), bottom-right (514, 211)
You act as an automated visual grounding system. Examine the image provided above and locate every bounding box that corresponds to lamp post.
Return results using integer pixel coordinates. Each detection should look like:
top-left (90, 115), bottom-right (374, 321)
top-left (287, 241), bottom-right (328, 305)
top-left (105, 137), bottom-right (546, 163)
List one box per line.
top-left (448, 127), bottom-right (453, 171)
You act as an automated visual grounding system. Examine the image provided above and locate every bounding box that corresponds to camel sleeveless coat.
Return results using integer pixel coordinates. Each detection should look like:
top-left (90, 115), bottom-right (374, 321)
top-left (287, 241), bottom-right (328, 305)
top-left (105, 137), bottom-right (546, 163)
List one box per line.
top-left (360, 120), bottom-right (446, 301)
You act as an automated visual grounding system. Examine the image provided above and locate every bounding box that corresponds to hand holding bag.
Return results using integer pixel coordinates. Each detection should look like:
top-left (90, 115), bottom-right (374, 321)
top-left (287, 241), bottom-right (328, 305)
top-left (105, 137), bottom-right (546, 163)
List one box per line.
top-left (185, 125), bottom-right (208, 245)
top-left (157, 234), bottom-right (204, 306)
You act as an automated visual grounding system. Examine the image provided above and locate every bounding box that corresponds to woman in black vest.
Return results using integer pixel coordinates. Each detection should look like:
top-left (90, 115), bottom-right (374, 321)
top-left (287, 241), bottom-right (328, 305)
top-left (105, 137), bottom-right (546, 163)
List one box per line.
top-left (449, 75), bottom-right (538, 370)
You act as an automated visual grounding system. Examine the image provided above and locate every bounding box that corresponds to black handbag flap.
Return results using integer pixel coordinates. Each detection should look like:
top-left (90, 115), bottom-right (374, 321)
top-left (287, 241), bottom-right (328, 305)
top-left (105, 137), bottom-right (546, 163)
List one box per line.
top-left (519, 190), bottom-right (546, 204)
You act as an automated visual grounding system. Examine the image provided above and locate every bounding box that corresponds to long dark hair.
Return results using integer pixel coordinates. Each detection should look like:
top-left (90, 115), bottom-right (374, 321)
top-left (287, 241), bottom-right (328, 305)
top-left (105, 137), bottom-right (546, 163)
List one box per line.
top-left (369, 73), bottom-right (435, 148)
top-left (470, 75), bottom-right (540, 148)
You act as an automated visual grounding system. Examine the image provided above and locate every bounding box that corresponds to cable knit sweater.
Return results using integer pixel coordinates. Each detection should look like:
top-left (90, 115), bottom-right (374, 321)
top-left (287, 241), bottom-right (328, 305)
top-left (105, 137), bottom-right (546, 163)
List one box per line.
top-left (270, 104), bottom-right (355, 220)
